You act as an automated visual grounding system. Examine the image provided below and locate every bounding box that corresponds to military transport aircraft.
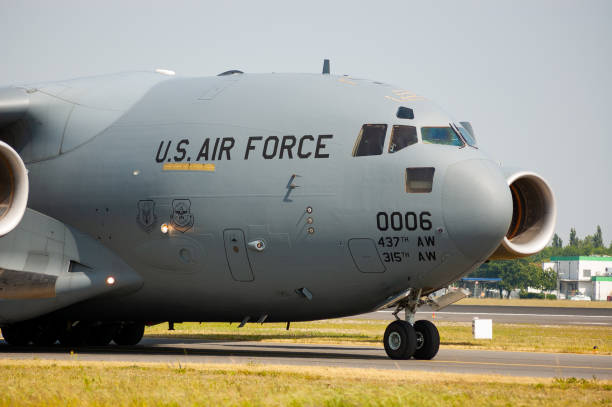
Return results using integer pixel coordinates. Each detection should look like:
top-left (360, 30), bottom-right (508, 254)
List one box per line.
top-left (0, 61), bottom-right (555, 359)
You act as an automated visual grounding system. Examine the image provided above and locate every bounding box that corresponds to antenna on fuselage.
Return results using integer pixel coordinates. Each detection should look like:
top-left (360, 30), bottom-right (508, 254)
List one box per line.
top-left (322, 59), bottom-right (330, 74)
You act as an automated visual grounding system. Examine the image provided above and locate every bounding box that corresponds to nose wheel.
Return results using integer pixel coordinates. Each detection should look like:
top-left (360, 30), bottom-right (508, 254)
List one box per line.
top-left (413, 320), bottom-right (440, 359)
top-left (382, 288), bottom-right (440, 360)
top-left (383, 320), bottom-right (416, 359)
top-left (383, 319), bottom-right (440, 359)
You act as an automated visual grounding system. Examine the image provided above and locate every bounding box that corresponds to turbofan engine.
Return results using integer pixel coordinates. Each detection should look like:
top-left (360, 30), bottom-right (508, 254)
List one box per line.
top-left (0, 140), bottom-right (28, 236)
top-left (489, 170), bottom-right (556, 260)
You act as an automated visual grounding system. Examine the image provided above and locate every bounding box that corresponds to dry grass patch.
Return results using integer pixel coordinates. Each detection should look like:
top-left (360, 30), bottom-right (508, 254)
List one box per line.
top-left (145, 320), bottom-right (612, 355)
top-left (0, 360), bottom-right (610, 406)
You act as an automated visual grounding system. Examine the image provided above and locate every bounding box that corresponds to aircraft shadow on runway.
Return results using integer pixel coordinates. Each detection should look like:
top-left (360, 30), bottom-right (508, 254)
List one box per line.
top-left (227, 343), bottom-right (378, 352)
top-left (147, 333), bottom-right (381, 343)
top-left (0, 342), bottom-right (389, 361)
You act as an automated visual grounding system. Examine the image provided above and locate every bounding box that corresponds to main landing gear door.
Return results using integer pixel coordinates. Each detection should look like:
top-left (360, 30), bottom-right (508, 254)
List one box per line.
top-left (223, 229), bottom-right (254, 282)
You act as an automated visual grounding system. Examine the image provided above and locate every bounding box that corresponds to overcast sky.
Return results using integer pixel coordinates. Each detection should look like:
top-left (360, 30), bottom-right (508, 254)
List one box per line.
top-left (1, 0), bottom-right (610, 245)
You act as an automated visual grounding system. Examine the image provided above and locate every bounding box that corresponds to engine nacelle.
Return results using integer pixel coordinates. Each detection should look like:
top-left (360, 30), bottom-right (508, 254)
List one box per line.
top-left (488, 170), bottom-right (556, 260)
top-left (0, 140), bottom-right (28, 236)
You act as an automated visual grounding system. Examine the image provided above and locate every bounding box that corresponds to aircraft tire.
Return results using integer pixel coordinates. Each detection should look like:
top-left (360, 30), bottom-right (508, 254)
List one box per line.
top-left (383, 320), bottom-right (416, 359)
top-left (413, 320), bottom-right (440, 360)
top-left (113, 322), bottom-right (145, 346)
top-left (58, 323), bottom-right (91, 347)
top-left (31, 320), bottom-right (59, 346)
top-left (1, 323), bottom-right (33, 346)
top-left (88, 323), bottom-right (120, 346)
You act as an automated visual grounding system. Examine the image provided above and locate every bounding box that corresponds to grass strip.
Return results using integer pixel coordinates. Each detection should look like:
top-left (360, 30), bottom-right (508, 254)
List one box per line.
top-left (456, 298), bottom-right (612, 308)
top-left (0, 359), bottom-right (610, 407)
top-left (145, 320), bottom-right (612, 355)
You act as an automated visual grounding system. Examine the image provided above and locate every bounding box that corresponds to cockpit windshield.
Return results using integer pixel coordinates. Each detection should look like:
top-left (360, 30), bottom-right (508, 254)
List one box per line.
top-left (389, 125), bottom-right (417, 153)
top-left (421, 127), bottom-right (464, 147)
top-left (454, 123), bottom-right (477, 147)
top-left (353, 124), bottom-right (387, 156)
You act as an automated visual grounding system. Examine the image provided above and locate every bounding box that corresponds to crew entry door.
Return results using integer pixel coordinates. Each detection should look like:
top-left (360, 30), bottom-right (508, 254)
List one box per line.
top-left (223, 229), bottom-right (254, 282)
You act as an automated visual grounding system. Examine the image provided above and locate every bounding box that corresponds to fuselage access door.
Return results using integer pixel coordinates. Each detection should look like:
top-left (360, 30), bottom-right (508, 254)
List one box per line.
top-left (223, 229), bottom-right (254, 282)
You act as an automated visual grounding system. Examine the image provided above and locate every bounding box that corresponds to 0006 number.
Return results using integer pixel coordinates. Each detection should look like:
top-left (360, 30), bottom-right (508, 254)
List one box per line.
top-left (376, 211), bottom-right (432, 231)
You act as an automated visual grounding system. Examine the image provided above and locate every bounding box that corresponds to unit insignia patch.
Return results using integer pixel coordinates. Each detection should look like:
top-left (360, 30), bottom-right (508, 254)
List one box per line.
top-left (136, 200), bottom-right (157, 232)
top-left (171, 199), bottom-right (194, 233)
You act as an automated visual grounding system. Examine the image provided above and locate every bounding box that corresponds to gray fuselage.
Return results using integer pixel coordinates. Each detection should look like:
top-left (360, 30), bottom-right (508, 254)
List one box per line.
top-left (24, 71), bottom-right (512, 323)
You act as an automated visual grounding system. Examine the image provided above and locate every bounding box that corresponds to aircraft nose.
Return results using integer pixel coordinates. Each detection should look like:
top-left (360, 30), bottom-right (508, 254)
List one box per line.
top-left (442, 160), bottom-right (513, 260)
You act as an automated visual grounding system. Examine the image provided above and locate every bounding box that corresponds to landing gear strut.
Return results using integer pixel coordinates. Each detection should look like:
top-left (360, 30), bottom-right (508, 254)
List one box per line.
top-left (382, 288), bottom-right (440, 360)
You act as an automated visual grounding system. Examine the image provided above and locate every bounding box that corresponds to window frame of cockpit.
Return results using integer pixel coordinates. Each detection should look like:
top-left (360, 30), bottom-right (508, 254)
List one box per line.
top-left (421, 125), bottom-right (465, 147)
top-left (352, 124), bottom-right (388, 157)
top-left (352, 121), bottom-right (475, 157)
top-left (452, 122), bottom-right (477, 148)
top-left (388, 124), bottom-right (418, 154)
top-left (405, 167), bottom-right (435, 193)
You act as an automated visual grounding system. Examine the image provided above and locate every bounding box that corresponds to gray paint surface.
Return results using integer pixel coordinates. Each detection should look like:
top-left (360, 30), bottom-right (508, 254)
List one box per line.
top-left (0, 70), bottom-right (521, 324)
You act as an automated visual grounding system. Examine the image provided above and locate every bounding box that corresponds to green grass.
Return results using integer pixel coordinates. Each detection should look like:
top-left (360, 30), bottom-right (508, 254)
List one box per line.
top-left (457, 298), bottom-right (612, 308)
top-left (0, 360), bottom-right (609, 406)
top-left (145, 319), bottom-right (612, 355)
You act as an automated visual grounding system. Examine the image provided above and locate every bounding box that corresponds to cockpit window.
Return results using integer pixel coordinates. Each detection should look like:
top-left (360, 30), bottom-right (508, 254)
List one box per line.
top-left (406, 167), bottom-right (435, 193)
top-left (421, 127), bottom-right (464, 147)
top-left (353, 124), bottom-right (387, 156)
top-left (455, 123), bottom-right (477, 147)
top-left (396, 106), bottom-right (414, 119)
top-left (389, 125), bottom-right (417, 153)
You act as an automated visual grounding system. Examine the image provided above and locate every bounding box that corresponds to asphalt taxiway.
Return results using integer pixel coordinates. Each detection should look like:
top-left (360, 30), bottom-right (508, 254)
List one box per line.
top-left (1, 307), bottom-right (610, 378)
top-left (1, 338), bottom-right (610, 379)
top-left (357, 305), bottom-right (612, 326)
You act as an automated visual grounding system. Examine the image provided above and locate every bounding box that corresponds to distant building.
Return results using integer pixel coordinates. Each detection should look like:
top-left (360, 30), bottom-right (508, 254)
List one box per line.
top-left (542, 256), bottom-right (612, 300)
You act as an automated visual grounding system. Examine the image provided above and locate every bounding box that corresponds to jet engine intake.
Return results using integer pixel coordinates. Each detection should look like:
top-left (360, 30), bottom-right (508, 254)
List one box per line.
top-left (489, 170), bottom-right (556, 260)
top-left (0, 140), bottom-right (28, 236)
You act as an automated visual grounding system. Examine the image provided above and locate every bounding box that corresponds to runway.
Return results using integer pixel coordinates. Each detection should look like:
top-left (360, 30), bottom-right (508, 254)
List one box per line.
top-left (356, 305), bottom-right (612, 326)
top-left (1, 338), bottom-right (610, 379)
top-left (1, 307), bottom-right (610, 379)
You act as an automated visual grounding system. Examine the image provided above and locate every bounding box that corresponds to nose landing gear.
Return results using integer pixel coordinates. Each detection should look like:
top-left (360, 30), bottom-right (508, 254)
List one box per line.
top-left (381, 288), bottom-right (440, 360)
top-left (413, 319), bottom-right (440, 360)
top-left (383, 320), bottom-right (416, 359)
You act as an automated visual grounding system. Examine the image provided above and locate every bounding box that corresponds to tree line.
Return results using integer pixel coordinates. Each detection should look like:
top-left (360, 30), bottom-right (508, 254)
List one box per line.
top-left (468, 226), bottom-right (611, 297)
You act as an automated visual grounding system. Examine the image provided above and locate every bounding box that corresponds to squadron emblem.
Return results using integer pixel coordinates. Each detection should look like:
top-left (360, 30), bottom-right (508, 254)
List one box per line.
top-left (136, 200), bottom-right (157, 232)
top-left (171, 199), bottom-right (194, 233)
